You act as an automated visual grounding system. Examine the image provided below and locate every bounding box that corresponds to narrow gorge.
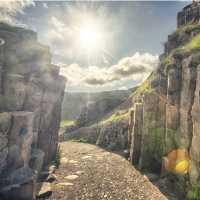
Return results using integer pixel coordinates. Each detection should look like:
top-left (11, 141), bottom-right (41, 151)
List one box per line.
top-left (62, 2), bottom-right (200, 199)
top-left (1, 1), bottom-right (200, 200)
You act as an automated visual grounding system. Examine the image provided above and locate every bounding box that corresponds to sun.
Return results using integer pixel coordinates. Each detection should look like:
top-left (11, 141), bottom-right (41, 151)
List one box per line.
top-left (78, 23), bottom-right (103, 52)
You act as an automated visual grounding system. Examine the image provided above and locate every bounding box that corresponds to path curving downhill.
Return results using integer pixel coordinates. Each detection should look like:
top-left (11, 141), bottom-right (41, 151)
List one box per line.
top-left (46, 141), bottom-right (167, 200)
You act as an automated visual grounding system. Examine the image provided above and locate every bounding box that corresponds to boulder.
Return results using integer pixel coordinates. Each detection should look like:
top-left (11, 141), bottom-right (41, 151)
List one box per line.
top-left (36, 182), bottom-right (52, 199)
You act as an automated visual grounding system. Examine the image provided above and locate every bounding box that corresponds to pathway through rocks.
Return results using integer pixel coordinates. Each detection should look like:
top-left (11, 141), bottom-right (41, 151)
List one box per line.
top-left (42, 141), bottom-right (167, 200)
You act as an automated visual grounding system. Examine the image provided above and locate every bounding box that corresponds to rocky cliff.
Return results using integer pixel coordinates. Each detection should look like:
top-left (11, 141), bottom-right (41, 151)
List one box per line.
top-left (61, 90), bottom-right (131, 121)
top-left (0, 23), bottom-right (65, 200)
top-left (129, 2), bottom-right (200, 198)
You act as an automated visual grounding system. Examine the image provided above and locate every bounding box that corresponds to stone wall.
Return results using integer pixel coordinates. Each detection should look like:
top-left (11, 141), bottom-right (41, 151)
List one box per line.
top-left (128, 9), bottom-right (200, 196)
top-left (0, 23), bottom-right (65, 199)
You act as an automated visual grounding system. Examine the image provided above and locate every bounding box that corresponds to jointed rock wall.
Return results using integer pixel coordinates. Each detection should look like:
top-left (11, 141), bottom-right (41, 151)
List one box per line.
top-left (0, 23), bottom-right (65, 199)
top-left (129, 2), bottom-right (200, 197)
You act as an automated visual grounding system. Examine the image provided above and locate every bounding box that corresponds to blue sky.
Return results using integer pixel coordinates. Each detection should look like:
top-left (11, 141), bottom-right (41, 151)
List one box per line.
top-left (1, 1), bottom-right (190, 92)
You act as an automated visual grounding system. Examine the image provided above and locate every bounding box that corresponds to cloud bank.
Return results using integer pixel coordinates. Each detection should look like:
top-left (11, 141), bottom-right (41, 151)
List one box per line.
top-left (60, 52), bottom-right (158, 89)
top-left (0, 0), bottom-right (34, 24)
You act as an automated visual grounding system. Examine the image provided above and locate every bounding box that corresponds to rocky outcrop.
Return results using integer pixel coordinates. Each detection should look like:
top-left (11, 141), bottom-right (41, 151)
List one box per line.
top-left (61, 90), bottom-right (131, 121)
top-left (177, 1), bottom-right (200, 28)
top-left (0, 23), bottom-right (65, 199)
top-left (64, 118), bottom-right (129, 152)
top-left (96, 119), bottom-right (128, 151)
top-left (76, 98), bottom-right (124, 127)
top-left (129, 2), bottom-right (200, 197)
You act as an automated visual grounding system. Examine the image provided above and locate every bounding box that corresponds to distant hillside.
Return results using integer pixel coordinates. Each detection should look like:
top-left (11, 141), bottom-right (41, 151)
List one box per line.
top-left (61, 90), bottom-right (132, 121)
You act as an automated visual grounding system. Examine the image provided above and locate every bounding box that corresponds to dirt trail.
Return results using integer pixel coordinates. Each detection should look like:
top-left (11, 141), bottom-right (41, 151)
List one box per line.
top-left (46, 141), bottom-right (168, 200)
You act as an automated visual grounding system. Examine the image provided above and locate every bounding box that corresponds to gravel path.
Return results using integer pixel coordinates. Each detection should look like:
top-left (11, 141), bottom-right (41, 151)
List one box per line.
top-left (47, 141), bottom-right (168, 200)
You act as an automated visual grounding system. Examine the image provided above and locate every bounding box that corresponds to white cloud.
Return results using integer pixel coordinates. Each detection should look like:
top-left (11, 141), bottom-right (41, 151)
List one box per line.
top-left (60, 52), bottom-right (158, 89)
top-left (39, 6), bottom-right (118, 64)
top-left (43, 3), bottom-right (48, 9)
top-left (0, 0), bottom-right (34, 24)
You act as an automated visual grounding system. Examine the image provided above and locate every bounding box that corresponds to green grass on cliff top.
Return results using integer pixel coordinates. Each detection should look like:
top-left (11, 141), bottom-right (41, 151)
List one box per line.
top-left (133, 72), bottom-right (155, 96)
top-left (101, 110), bottom-right (129, 125)
top-left (185, 33), bottom-right (200, 50)
top-left (176, 23), bottom-right (200, 34)
top-left (60, 120), bottom-right (75, 128)
top-left (163, 32), bottom-right (200, 70)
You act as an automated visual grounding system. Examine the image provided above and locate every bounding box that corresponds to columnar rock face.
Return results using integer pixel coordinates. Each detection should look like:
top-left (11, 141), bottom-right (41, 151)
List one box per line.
top-left (129, 91), bottom-right (166, 173)
top-left (129, 2), bottom-right (200, 196)
top-left (177, 1), bottom-right (200, 28)
top-left (129, 103), bottom-right (143, 165)
top-left (76, 98), bottom-right (124, 127)
top-left (0, 23), bottom-right (65, 199)
top-left (96, 119), bottom-right (128, 151)
top-left (190, 64), bottom-right (200, 184)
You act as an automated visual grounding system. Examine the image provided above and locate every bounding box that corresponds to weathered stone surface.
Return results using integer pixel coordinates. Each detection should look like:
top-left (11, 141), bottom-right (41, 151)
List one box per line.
top-left (77, 98), bottom-right (124, 127)
top-left (8, 112), bottom-right (34, 170)
top-left (0, 113), bottom-right (11, 174)
top-left (177, 56), bottom-right (196, 148)
top-left (37, 76), bottom-right (65, 165)
top-left (0, 167), bottom-right (36, 200)
top-left (177, 2), bottom-right (200, 27)
top-left (29, 149), bottom-right (45, 176)
top-left (128, 109), bottom-right (134, 150)
top-left (65, 125), bottom-right (101, 144)
top-left (167, 67), bottom-right (181, 105)
top-left (96, 120), bottom-right (128, 151)
top-left (130, 103), bottom-right (143, 165)
top-left (0, 23), bottom-right (65, 200)
top-left (140, 92), bottom-right (165, 172)
top-left (0, 148), bottom-right (8, 175)
top-left (0, 74), bottom-right (26, 111)
top-left (36, 182), bottom-right (52, 198)
top-left (190, 64), bottom-right (200, 184)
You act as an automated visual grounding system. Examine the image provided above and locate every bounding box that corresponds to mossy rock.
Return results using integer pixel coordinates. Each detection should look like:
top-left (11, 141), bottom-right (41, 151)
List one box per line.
top-left (165, 128), bottom-right (178, 154)
top-left (187, 182), bottom-right (200, 200)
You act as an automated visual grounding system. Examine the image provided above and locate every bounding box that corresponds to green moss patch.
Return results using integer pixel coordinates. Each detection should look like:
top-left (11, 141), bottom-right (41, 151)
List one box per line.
top-left (185, 34), bottom-right (200, 51)
top-left (176, 23), bottom-right (200, 34)
top-left (162, 33), bottom-right (200, 75)
top-left (60, 120), bottom-right (75, 128)
top-left (187, 182), bottom-right (200, 200)
top-left (133, 72), bottom-right (155, 97)
top-left (101, 110), bottom-right (129, 125)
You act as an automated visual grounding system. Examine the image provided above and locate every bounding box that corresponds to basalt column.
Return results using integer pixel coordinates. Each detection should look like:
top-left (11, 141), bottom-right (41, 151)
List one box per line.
top-left (129, 103), bottom-right (143, 165)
